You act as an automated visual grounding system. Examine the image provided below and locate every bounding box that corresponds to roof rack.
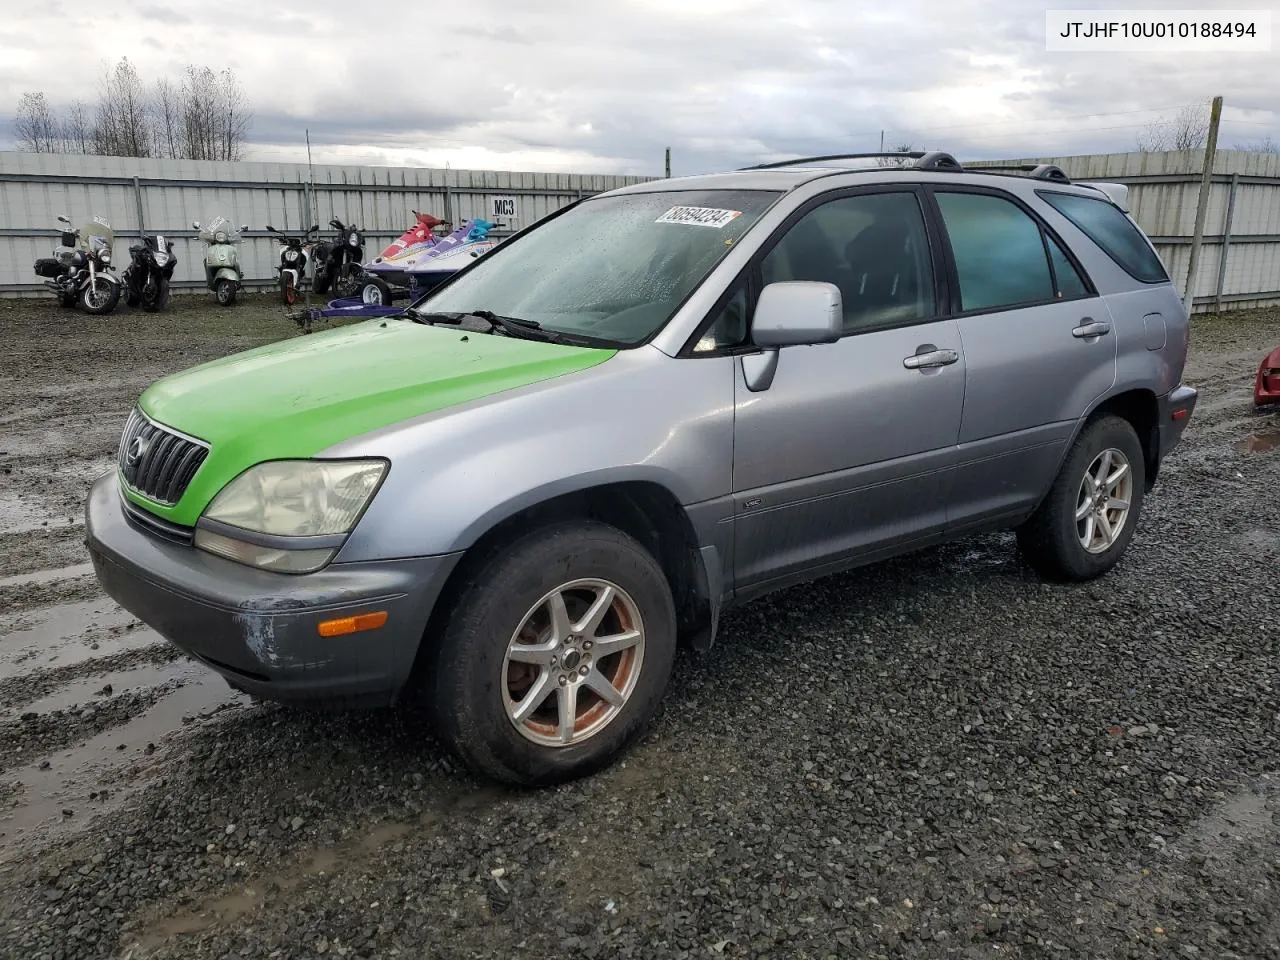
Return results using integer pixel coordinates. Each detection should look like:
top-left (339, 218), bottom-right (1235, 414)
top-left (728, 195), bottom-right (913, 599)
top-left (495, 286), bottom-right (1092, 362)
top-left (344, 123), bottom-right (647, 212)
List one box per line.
top-left (967, 163), bottom-right (1071, 184)
top-left (741, 151), bottom-right (963, 172)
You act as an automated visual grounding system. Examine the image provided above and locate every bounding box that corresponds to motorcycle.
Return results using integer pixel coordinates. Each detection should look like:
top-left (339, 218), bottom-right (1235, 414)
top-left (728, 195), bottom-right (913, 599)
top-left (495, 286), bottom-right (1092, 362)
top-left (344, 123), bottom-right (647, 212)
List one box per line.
top-left (265, 224), bottom-right (319, 305)
top-left (31, 215), bottom-right (122, 315)
top-left (122, 233), bottom-right (177, 312)
top-left (312, 218), bottom-right (366, 297)
top-left (192, 216), bottom-right (248, 306)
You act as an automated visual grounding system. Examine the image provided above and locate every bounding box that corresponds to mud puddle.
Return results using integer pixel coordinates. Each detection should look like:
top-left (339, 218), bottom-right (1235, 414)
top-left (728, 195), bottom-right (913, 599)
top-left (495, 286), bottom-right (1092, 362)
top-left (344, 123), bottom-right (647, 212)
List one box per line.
top-left (0, 599), bottom-right (154, 679)
top-left (1235, 427), bottom-right (1280, 453)
top-left (0, 674), bottom-right (250, 862)
top-left (0, 491), bottom-right (72, 537)
top-left (5, 660), bottom-right (206, 721)
top-left (0, 562), bottom-right (95, 591)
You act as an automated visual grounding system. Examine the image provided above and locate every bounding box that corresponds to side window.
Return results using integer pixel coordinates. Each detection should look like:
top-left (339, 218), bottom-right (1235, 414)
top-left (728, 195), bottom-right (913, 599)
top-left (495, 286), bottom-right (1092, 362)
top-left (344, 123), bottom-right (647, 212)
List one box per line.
top-left (693, 283), bottom-right (749, 353)
top-left (1046, 232), bottom-right (1091, 299)
top-left (759, 192), bottom-right (936, 333)
top-left (1038, 191), bottom-right (1168, 283)
top-left (935, 192), bottom-right (1056, 311)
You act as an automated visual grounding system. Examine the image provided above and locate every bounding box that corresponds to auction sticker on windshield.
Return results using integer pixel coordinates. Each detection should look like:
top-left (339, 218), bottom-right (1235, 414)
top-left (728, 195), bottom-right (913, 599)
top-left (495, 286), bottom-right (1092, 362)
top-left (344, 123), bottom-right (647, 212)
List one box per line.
top-left (655, 206), bottom-right (743, 228)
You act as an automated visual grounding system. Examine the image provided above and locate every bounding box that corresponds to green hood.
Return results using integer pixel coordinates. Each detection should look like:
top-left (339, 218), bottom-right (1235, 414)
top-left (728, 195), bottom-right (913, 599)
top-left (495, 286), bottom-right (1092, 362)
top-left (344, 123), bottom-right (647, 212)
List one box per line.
top-left (128, 319), bottom-right (615, 526)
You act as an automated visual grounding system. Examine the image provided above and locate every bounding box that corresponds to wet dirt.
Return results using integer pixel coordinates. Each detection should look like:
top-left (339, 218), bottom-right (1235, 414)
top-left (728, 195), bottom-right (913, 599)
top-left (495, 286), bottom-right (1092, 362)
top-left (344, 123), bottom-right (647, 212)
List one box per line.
top-left (1235, 426), bottom-right (1280, 453)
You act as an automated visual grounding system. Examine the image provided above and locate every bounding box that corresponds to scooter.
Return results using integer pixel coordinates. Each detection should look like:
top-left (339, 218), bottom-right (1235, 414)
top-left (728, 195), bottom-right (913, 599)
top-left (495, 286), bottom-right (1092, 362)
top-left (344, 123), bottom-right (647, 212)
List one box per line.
top-left (312, 218), bottom-right (366, 297)
top-left (266, 224), bottom-right (318, 305)
top-left (31, 215), bottom-right (122, 315)
top-left (192, 217), bottom-right (248, 306)
top-left (122, 233), bottom-right (177, 311)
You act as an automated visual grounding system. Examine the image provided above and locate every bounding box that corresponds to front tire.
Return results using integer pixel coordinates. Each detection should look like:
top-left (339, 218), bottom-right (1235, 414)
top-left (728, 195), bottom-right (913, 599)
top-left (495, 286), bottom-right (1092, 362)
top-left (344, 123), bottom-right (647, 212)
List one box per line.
top-left (215, 278), bottom-right (236, 306)
top-left (80, 278), bottom-right (120, 315)
top-left (1016, 414), bottom-right (1145, 583)
top-left (426, 521), bottom-right (677, 787)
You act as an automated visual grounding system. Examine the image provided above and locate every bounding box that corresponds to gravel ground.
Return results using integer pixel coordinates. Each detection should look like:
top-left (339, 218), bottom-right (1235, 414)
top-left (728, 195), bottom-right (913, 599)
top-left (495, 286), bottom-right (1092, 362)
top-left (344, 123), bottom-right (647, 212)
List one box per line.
top-left (0, 293), bottom-right (1277, 960)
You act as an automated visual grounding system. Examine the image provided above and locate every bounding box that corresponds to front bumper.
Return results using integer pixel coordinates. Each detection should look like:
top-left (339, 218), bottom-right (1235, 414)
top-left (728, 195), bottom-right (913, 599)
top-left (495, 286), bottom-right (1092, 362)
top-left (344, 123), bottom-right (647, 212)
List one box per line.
top-left (1157, 383), bottom-right (1198, 459)
top-left (85, 471), bottom-right (462, 706)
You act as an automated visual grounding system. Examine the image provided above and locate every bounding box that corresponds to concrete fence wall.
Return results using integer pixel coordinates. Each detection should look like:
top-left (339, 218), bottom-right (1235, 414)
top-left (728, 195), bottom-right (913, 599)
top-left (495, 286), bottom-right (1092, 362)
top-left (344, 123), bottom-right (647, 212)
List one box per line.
top-left (0, 151), bottom-right (652, 297)
top-left (969, 150), bottom-right (1280, 313)
top-left (2, 148), bottom-right (1278, 313)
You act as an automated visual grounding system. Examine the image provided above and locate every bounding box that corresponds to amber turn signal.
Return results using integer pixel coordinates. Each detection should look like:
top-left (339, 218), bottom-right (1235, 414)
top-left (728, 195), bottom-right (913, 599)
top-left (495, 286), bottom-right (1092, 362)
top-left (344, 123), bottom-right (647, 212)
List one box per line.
top-left (317, 611), bottom-right (388, 637)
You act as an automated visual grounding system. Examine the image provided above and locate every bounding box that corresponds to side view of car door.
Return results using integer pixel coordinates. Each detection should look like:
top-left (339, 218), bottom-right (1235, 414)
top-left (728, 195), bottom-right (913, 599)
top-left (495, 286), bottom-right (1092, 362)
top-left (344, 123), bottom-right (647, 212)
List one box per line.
top-left (922, 186), bottom-right (1119, 533)
top-left (713, 186), bottom-right (969, 595)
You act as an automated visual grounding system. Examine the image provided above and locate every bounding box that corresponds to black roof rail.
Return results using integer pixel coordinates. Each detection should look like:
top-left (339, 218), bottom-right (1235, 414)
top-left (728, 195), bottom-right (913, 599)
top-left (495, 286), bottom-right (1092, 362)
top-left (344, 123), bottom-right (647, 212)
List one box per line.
top-left (915, 151), bottom-right (963, 171)
top-left (741, 150), bottom-right (966, 172)
top-left (741, 151), bottom-right (927, 170)
top-left (966, 162), bottom-right (1072, 183)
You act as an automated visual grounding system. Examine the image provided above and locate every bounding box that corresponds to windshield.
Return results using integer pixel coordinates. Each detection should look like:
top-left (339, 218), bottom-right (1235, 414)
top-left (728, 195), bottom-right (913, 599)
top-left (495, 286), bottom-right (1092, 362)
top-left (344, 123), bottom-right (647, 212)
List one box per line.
top-left (80, 217), bottom-right (114, 254)
top-left (199, 216), bottom-right (240, 244)
top-left (416, 189), bottom-right (779, 345)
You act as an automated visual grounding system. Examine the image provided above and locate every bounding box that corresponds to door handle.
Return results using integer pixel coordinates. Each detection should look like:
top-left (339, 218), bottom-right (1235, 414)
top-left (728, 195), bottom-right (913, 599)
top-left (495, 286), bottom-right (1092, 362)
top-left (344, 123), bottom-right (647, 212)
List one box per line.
top-left (903, 348), bottom-right (959, 370)
top-left (1072, 319), bottom-right (1111, 339)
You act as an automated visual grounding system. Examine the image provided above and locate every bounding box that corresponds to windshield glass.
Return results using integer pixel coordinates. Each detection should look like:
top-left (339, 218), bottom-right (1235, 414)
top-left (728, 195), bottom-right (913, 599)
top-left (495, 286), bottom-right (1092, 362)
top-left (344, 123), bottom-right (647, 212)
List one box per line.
top-left (199, 216), bottom-right (240, 244)
top-left (80, 218), bottom-right (114, 254)
top-left (417, 189), bottom-right (779, 345)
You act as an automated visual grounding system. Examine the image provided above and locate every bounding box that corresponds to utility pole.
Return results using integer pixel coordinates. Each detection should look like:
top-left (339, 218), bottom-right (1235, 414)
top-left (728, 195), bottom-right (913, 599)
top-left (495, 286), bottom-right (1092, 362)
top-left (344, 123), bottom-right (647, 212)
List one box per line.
top-left (664, 147), bottom-right (671, 178)
top-left (880, 130), bottom-right (884, 151)
top-left (1184, 95), bottom-right (1223, 313)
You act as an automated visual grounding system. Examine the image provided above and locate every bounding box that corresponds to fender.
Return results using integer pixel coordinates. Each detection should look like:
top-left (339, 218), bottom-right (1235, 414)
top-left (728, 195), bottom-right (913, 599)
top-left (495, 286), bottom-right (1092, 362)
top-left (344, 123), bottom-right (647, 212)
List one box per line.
top-left (84, 270), bottom-right (120, 286)
top-left (1037, 383), bottom-right (1161, 512)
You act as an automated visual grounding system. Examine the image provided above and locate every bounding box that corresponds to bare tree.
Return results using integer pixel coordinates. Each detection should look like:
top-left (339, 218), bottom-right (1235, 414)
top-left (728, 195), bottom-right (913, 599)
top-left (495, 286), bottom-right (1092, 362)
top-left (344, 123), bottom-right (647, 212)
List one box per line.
top-left (151, 78), bottom-right (181, 159)
top-left (13, 92), bottom-right (58, 152)
top-left (218, 68), bottom-right (251, 161)
top-left (1230, 134), bottom-right (1279, 153)
top-left (12, 59), bottom-right (252, 160)
top-left (61, 100), bottom-right (92, 154)
top-left (1136, 104), bottom-right (1209, 152)
top-left (876, 142), bottom-right (916, 167)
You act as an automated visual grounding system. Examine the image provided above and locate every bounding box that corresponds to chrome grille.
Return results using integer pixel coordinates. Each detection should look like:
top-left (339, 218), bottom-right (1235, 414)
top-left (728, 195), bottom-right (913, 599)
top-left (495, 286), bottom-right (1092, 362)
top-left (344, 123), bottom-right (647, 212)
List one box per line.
top-left (117, 407), bottom-right (209, 506)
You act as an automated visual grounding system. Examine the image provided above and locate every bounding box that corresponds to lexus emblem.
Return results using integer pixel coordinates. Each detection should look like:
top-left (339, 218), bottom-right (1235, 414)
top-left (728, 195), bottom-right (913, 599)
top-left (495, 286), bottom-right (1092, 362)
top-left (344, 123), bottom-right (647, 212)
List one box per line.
top-left (126, 436), bottom-right (149, 465)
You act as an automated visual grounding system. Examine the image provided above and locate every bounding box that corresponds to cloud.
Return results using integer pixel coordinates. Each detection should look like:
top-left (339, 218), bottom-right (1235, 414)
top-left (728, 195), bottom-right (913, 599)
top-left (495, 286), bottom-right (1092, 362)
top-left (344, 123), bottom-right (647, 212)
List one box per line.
top-left (0, 0), bottom-right (1274, 174)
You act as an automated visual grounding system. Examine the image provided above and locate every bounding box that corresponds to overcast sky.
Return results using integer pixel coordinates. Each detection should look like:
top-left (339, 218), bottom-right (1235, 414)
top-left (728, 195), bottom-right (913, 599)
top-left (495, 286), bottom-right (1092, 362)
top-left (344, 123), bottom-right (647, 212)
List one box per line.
top-left (0, 0), bottom-right (1276, 176)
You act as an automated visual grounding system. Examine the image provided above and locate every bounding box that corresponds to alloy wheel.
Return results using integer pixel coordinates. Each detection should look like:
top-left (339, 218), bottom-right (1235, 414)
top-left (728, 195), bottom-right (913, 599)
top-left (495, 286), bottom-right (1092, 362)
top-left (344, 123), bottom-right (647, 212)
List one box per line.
top-left (501, 578), bottom-right (645, 747)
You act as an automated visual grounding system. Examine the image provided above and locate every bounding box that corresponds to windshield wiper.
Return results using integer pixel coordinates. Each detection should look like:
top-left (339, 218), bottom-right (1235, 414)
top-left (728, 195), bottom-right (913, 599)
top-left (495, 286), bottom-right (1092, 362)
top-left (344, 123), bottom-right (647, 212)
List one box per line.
top-left (401, 306), bottom-right (465, 325)
top-left (403, 306), bottom-right (617, 347)
top-left (466, 310), bottom-right (557, 340)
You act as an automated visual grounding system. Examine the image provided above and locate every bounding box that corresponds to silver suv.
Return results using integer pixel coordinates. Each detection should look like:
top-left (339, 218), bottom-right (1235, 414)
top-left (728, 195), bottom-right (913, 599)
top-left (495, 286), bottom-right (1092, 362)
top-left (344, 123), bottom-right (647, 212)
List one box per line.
top-left (87, 151), bottom-right (1198, 786)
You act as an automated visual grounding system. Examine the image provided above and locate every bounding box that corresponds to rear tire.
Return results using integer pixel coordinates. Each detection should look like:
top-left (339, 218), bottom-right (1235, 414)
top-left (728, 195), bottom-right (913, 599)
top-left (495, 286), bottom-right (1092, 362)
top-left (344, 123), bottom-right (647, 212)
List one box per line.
top-left (1016, 414), bottom-right (1146, 583)
top-left (215, 278), bottom-right (236, 306)
top-left (282, 274), bottom-right (297, 306)
top-left (426, 520), bottom-right (677, 787)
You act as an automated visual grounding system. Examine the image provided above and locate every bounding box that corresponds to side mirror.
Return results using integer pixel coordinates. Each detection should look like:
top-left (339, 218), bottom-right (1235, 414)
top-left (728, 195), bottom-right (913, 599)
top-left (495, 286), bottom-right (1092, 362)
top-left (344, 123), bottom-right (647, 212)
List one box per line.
top-left (741, 281), bottom-right (843, 392)
top-left (57, 215), bottom-right (71, 225)
top-left (192, 220), bottom-right (200, 229)
top-left (264, 224), bottom-right (274, 231)
top-left (240, 224), bottom-right (249, 232)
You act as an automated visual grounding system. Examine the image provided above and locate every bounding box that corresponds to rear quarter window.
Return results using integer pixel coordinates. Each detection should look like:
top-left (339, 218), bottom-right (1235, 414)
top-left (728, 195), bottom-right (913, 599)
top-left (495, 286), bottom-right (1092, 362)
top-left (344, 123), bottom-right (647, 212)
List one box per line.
top-left (1037, 191), bottom-right (1168, 284)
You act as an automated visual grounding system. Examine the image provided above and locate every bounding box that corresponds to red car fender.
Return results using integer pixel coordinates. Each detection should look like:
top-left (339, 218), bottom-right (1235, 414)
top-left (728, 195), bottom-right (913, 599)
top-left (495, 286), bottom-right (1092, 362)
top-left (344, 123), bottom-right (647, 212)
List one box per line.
top-left (1256, 345), bottom-right (1280, 407)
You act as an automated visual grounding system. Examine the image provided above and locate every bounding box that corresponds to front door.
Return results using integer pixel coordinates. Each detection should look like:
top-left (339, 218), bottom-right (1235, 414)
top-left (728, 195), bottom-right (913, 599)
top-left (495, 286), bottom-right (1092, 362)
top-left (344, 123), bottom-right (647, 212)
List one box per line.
top-left (926, 187), bottom-right (1118, 529)
top-left (725, 187), bottom-right (967, 593)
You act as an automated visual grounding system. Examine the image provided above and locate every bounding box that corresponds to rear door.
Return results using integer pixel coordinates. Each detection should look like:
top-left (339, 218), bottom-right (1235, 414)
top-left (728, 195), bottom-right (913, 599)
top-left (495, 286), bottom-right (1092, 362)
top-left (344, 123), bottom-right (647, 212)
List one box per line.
top-left (924, 186), bottom-right (1117, 531)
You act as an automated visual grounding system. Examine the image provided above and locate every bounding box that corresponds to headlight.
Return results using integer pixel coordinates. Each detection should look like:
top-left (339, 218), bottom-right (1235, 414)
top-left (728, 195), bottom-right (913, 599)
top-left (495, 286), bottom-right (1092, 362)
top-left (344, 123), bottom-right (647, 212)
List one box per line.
top-left (215, 231), bottom-right (228, 243)
top-left (348, 233), bottom-right (359, 246)
top-left (154, 252), bottom-right (169, 266)
top-left (99, 252), bottom-right (111, 264)
top-left (193, 459), bottom-right (387, 573)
